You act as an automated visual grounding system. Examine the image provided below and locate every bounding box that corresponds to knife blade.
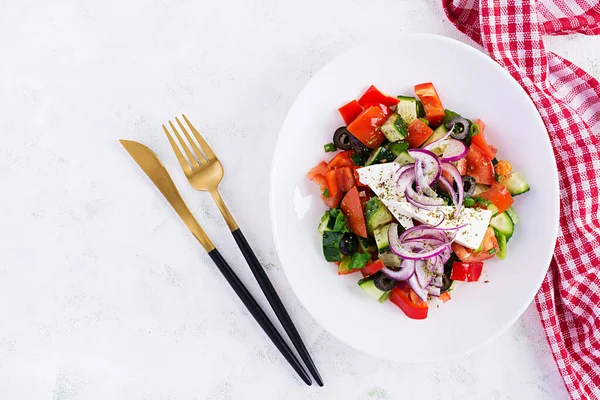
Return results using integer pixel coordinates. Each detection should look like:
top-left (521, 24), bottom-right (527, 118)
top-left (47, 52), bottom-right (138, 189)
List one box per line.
top-left (119, 139), bottom-right (214, 252)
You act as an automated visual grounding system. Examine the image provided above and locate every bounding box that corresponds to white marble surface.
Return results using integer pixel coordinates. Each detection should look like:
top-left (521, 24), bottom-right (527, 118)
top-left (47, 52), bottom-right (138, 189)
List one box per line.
top-left (1, 0), bottom-right (599, 399)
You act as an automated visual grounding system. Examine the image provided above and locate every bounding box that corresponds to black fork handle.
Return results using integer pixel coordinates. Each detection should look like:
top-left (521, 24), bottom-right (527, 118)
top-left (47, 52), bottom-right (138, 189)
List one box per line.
top-left (231, 229), bottom-right (324, 386)
top-left (207, 248), bottom-right (311, 385)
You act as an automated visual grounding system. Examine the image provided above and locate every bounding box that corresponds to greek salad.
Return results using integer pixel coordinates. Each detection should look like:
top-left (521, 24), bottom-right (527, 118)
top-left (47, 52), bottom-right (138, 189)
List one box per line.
top-left (307, 83), bottom-right (530, 320)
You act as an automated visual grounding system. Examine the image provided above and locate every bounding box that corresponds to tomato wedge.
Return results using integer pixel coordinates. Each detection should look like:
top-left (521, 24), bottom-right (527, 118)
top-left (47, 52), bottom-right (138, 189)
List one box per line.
top-left (338, 100), bottom-right (363, 125)
top-left (347, 106), bottom-right (388, 149)
top-left (360, 260), bottom-right (384, 277)
top-left (328, 150), bottom-right (355, 169)
top-left (450, 262), bottom-right (484, 282)
top-left (414, 82), bottom-right (445, 126)
top-left (337, 166), bottom-right (356, 192)
top-left (358, 85), bottom-right (400, 107)
top-left (340, 186), bottom-right (368, 237)
top-left (390, 282), bottom-right (428, 320)
top-left (307, 161), bottom-right (330, 181)
top-left (477, 183), bottom-right (514, 214)
top-left (452, 227), bottom-right (500, 262)
top-left (466, 144), bottom-right (495, 185)
top-left (322, 190), bottom-right (342, 209)
top-left (470, 119), bottom-right (497, 160)
top-left (406, 118), bottom-right (434, 148)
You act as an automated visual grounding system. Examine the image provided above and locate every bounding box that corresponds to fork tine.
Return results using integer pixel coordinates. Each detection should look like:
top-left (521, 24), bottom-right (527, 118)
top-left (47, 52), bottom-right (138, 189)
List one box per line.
top-left (175, 117), bottom-right (207, 164)
top-left (162, 124), bottom-right (193, 174)
top-left (168, 120), bottom-right (200, 168)
top-left (182, 114), bottom-right (216, 160)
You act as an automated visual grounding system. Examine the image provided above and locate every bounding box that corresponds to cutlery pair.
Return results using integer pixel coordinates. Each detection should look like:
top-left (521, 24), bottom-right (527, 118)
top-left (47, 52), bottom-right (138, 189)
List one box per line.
top-left (120, 115), bottom-right (322, 386)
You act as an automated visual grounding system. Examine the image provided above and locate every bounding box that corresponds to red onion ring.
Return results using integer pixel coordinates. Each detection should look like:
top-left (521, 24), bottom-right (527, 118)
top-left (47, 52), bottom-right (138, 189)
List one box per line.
top-left (381, 259), bottom-right (416, 281)
top-left (441, 139), bottom-right (468, 162)
top-left (438, 176), bottom-right (458, 206)
top-left (408, 274), bottom-right (429, 302)
top-left (441, 162), bottom-right (464, 216)
top-left (423, 130), bottom-right (452, 153)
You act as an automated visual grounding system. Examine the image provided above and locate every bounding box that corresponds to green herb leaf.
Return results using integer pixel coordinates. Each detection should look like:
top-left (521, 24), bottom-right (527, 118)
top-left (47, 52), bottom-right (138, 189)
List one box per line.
top-left (322, 188), bottom-right (330, 198)
top-left (488, 248), bottom-right (497, 255)
top-left (469, 122), bottom-right (480, 138)
top-left (442, 109), bottom-right (461, 125)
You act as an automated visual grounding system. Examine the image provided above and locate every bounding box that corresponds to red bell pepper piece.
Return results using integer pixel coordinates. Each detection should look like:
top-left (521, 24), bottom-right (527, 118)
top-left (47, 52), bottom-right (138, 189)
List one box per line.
top-left (390, 282), bottom-right (428, 320)
top-left (470, 119), bottom-right (497, 160)
top-left (414, 82), bottom-right (445, 126)
top-left (338, 100), bottom-right (363, 125)
top-left (361, 260), bottom-right (384, 277)
top-left (450, 261), bottom-right (484, 282)
top-left (358, 85), bottom-right (399, 107)
top-left (347, 106), bottom-right (387, 149)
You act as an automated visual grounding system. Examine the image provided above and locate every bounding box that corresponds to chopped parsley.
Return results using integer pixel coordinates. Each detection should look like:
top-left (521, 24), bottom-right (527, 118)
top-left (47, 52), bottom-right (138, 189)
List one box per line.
top-left (463, 197), bottom-right (476, 207)
top-left (488, 248), bottom-right (497, 255)
top-left (322, 188), bottom-right (330, 198)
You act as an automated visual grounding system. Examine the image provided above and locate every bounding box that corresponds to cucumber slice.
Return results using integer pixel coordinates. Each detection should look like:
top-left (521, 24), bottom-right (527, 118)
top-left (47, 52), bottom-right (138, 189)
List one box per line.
top-left (358, 236), bottom-right (377, 253)
top-left (506, 207), bottom-right (520, 224)
top-left (357, 277), bottom-right (389, 301)
top-left (394, 151), bottom-right (415, 167)
top-left (493, 228), bottom-right (507, 260)
top-left (501, 172), bottom-right (530, 196)
top-left (322, 231), bottom-right (343, 262)
top-left (365, 197), bottom-right (394, 233)
top-left (373, 224), bottom-right (390, 250)
top-left (473, 184), bottom-right (489, 196)
top-left (380, 114), bottom-right (408, 142)
top-left (378, 250), bottom-right (402, 269)
top-left (387, 141), bottom-right (409, 157)
top-left (396, 96), bottom-right (418, 124)
top-left (490, 212), bottom-right (514, 240)
top-left (422, 124), bottom-right (448, 146)
top-left (317, 210), bottom-right (332, 234)
top-left (365, 147), bottom-right (394, 166)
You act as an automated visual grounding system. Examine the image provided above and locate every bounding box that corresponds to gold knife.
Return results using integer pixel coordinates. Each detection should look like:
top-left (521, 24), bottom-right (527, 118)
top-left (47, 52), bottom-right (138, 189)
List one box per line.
top-left (119, 140), bottom-right (312, 385)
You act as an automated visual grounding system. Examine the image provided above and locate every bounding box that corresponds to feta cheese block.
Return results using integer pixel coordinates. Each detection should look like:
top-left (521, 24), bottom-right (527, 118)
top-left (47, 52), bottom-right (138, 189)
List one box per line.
top-left (357, 163), bottom-right (414, 229)
top-left (388, 201), bottom-right (492, 249)
top-left (357, 163), bottom-right (493, 249)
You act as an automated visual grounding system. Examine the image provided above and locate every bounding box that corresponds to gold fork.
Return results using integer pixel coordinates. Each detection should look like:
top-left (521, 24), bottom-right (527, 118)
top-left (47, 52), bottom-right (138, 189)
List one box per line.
top-left (163, 115), bottom-right (323, 386)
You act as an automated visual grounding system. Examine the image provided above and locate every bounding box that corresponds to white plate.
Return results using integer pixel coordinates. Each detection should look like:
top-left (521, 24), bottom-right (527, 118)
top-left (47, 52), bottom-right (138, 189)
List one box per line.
top-left (270, 34), bottom-right (559, 362)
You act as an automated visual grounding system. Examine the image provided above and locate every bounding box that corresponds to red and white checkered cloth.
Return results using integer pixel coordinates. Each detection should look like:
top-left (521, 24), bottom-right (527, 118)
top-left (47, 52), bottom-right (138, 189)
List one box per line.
top-left (443, 0), bottom-right (600, 399)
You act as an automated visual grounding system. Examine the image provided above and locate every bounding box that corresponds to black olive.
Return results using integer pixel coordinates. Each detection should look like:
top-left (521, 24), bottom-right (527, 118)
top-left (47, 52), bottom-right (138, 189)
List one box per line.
top-left (339, 232), bottom-right (358, 256)
top-left (456, 175), bottom-right (477, 198)
top-left (333, 127), bottom-right (353, 150)
top-left (446, 116), bottom-right (470, 140)
top-left (349, 134), bottom-right (371, 155)
top-left (373, 271), bottom-right (396, 291)
top-left (440, 274), bottom-right (453, 294)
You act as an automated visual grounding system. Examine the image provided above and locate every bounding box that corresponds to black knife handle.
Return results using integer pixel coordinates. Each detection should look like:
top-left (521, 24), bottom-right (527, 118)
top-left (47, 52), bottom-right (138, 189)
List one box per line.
top-left (207, 248), bottom-right (311, 386)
